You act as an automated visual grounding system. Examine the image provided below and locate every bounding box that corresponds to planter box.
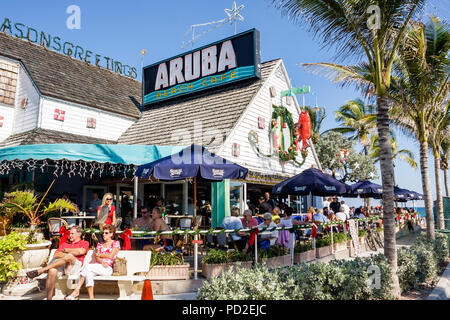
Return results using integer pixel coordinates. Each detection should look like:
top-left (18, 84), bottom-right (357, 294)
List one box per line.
top-left (202, 261), bottom-right (253, 279)
top-left (261, 255), bottom-right (290, 268)
top-left (316, 246), bottom-right (332, 258)
top-left (358, 237), bottom-right (367, 253)
top-left (333, 241), bottom-right (348, 253)
top-left (146, 264), bottom-right (190, 280)
top-left (294, 250), bottom-right (315, 264)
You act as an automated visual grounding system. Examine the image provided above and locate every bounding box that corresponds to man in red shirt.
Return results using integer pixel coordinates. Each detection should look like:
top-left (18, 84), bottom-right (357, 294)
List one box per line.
top-left (27, 225), bottom-right (89, 300)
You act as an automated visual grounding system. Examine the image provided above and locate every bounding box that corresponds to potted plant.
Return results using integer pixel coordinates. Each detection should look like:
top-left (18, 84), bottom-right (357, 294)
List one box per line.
top-left (146, 252), bottom-right (190, 280)
top-left (315, 235), bottom-right (332, 258)
top-left (258, 245), bottom-right (290, 268)
top-left (0, 181), bottom-right (76, 296)
top-left (294, 241), bottom-right (315, 263)
top-left (202, 249), bottom-right (252, 279)
top-left (332, 232), bottom-right (350, 253)
top-left (0, 232), bottom-right (27, 293)
top-left (357, 229), bottom-right (367, 253)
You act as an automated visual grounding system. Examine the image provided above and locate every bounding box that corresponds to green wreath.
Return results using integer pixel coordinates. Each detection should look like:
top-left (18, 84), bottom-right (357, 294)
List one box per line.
top-left (271, 105), bottom-right (308, 166)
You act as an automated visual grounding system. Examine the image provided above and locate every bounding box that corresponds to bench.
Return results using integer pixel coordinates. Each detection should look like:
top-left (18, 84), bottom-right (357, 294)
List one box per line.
top-left (36, 249), bottom-right (151, 299)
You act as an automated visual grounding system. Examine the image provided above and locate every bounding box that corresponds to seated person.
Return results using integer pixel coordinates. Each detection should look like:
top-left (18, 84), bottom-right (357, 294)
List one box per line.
top-left (305, 206), bottom-right (315, 222)
top-left (143, 207), bottom-right (173, 252)
top-left (132, 207), bottom-right (152, 230)
top-left (257, 213), bottom-right (279, 250)
top-left (66, 225), bottom-right (120, 300)
top-left (243, 213), bottom-right (278, 253)
top-left (26, 225), bottom-right (89, 300)
top-left (313, 209), bottom-right (328, 224)
top-left (335, 207), bottom-right (347, 221)
top-left (222, 207), bottom-right (247, 250)
top-left (272, 207), bottom-right (282, 225)
top-left (240, 209), bottom-right (258, 229)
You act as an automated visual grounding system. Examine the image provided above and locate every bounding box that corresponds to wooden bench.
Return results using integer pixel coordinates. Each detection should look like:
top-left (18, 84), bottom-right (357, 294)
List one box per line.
top-left (36, 249), bottom-right (151, 299)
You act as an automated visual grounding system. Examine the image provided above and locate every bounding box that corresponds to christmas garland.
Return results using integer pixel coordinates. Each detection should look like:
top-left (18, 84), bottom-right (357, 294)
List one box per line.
top-left (81, 213), bottom-right (415, 237)
top-left (271, 105), bottom-right (308, 166)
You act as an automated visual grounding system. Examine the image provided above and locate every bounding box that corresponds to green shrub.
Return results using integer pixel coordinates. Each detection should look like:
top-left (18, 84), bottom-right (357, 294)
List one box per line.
top-left (410, 243), bottom-right (438, 284)
top-left (202, 249), bottom-right (229, 264)
top-left (358, 229), bottom-right (367, 237)
top-left (367, 253), bottom-right (394, 299)
top-left (0, 232), bottom-right (27, 282)
top-left (316, 234), bottom-right (332, 248)
top-left (197, 266), bottom-right (289, 300)
top-left (202, 249), bottom-right (252, 264)
top-left (332, 232), bottom-right (350, 243)
top-left (397, 247), bottom-right (418, 293)
top-left (294, 242), bottom-right (312, 253)
top-left (150, 252), bottom-right (184, 268)
top-left (258, 245), bottom-right (288, 260)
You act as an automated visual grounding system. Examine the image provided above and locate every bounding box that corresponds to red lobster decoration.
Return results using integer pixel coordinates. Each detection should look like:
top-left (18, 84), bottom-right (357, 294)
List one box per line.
top-left (294, 110), bottom-right (311, 151)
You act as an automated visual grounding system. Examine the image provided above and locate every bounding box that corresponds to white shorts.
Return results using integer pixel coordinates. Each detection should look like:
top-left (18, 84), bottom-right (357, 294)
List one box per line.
top-left (48, 257), bottom-right (82, 275)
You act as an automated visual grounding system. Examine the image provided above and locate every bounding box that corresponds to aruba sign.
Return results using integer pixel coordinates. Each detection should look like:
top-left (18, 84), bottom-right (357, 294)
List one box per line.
top-left (143, 29), bottom-right (261, 106)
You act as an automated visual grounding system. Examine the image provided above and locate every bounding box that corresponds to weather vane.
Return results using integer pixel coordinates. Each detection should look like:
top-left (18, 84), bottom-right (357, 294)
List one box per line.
top-left (181, 1), bottom-right (245, 49)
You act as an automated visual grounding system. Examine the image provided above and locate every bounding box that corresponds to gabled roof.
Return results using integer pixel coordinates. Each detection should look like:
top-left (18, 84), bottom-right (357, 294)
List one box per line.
top-left (0, 33), bottom-right (141, 119)
top-left (118, 59), bottom-right (280, 147)
top-left (0, 128), bottom-right (116, 148)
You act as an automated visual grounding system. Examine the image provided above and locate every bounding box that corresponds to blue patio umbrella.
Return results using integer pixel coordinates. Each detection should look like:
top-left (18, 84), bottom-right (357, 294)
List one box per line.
top-left (405, 190), bottom-right (424, 201)
top-left (135, 145), bottom-right (248, 216)
top-left (272, 168), bottom-right (348, 196)
top-left (394, 186), bottom-right (412, 201)
top-left (345, 180), bottom-right (383, 199)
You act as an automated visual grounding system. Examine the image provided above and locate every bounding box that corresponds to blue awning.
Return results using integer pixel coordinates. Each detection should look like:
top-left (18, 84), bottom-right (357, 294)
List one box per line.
top-left (0, 144), bottom-right (186, 165)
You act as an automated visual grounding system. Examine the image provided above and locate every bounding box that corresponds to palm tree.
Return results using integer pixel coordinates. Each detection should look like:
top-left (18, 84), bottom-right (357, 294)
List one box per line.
top-left (326, 98), bottom-right (377, 154)
top-left (369, 132), bottom-right (418, 188)
top-left (430, 104), bottom-right (450, 230)
top-left (273, 0), bottom-right (425, 297)
top-left (304, 105), bottom-right (326, 145)
top-left (389, 17), bottom-right (450, 239)
top-left (441, 137), bottom-right (450, 197)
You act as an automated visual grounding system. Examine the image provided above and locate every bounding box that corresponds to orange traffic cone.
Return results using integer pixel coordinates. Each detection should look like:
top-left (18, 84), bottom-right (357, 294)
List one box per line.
top-left (141, 279), bottom-right (154, 300)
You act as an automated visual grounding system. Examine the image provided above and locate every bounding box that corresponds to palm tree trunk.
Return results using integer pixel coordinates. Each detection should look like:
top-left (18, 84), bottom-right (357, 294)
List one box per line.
top-left (419, 140), bottom-right (435, 239)
top-left (444, 168), bottom-right (449, 197)
top-left (376, 95), bottom-right (400, 297)
top-left (434, 154), bottom-right (445, 229)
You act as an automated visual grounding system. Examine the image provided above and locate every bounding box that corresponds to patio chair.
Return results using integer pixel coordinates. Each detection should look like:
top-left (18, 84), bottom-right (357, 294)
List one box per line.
top-left (47, 218), bottom-right (69, 249)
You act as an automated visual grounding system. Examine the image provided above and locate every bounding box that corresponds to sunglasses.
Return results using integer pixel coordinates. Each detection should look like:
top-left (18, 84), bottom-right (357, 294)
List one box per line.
top-left (103, 232), bottom-right (110, 235)
top-left (141, 211), bottom-right (148, 214)
top-left (106, 198), bottom-right (112, 201)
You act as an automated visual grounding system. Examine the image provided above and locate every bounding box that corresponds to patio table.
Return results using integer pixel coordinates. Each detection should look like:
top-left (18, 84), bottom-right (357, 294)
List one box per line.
top-left (60, 215), bottom-right (96, 228)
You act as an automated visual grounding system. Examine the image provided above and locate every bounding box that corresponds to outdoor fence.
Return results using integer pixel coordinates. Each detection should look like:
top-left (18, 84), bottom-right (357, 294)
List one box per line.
top-left (78, 213), bottom-right (418, 280)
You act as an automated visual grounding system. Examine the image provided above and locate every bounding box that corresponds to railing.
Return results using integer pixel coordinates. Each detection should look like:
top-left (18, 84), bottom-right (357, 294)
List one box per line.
top-left (81, 213), bottom-right (415, 280)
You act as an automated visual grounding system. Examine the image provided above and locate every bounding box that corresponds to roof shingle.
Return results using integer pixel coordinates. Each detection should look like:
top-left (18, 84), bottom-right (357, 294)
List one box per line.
top-left (0, 128), bottom-right (116, 148)
top-left (0, 33), bottom-right (141, 119)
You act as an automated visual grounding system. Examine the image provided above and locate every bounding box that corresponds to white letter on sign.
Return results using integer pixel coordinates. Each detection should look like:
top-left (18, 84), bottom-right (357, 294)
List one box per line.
top-left (155, 63), bottom-right (169, 90)
top-left (218, 40), bottom-right (237, 72)
top-left (170, 57), bottom-right (185, 86)
top-left (66, 5), bottom-right (81, 30)
top-left (185, 51), bottom-right (201, 81)
top-left (202, 46), bottom-right (217, 77)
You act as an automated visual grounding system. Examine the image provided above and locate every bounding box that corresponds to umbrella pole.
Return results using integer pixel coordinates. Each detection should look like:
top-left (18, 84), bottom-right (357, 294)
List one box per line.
top-left (194, 176), bottom-right (198, 280)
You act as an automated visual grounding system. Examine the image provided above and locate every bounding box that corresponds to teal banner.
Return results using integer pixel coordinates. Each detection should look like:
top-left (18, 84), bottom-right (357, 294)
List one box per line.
top-left (144, 66), bottom-right (255, 105)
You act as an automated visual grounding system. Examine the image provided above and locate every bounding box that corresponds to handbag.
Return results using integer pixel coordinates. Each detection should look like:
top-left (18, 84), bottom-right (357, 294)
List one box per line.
top-left (112, 257), bottom-right (127, 276)
top-left (94, 206), bottom-right (110, 227)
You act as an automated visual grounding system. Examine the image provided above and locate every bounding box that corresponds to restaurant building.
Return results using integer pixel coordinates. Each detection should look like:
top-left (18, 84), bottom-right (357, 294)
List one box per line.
top-left (0, 29), bottom-right (322, 226)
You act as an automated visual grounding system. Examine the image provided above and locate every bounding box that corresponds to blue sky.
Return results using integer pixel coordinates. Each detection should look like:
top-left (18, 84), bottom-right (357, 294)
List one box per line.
top-left (2, 0), bottom-right (449, 207)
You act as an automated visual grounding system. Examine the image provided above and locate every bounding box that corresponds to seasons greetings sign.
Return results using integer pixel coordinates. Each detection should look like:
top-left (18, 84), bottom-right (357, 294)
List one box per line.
top-left (0, 17), bottom-right (138, 79)
top-left (143, 29), bottom-right (261, 106)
